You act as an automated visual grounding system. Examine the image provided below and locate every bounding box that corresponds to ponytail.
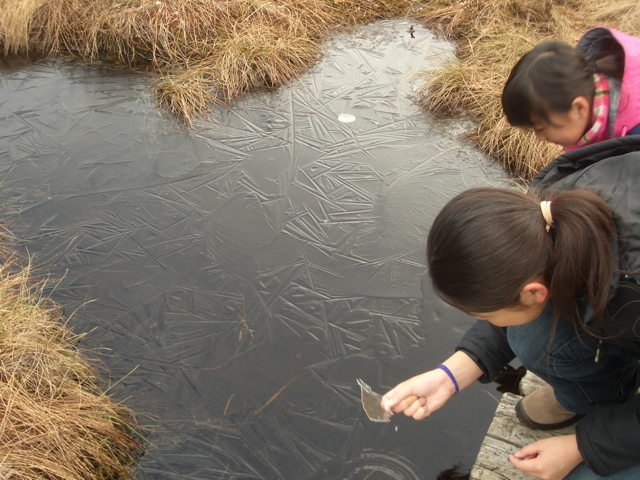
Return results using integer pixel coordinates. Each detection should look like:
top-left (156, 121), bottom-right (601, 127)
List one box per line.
top-left (541, 189), bottom-right (615, 327)
top-left (579, 27), bottom-right (625, 81)
top-left (592, 53), bottom-right (624, 81)
top-left (427, 188), bottom-right (615, 328)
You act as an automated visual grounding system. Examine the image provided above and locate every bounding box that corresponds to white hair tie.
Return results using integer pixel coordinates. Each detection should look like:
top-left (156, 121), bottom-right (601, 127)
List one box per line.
top-left (540, 201), bottom-right (553, 232)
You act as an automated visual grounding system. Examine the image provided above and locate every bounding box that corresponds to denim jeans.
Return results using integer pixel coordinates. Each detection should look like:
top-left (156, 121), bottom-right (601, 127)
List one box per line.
top-left (507, 303), bottom-right (640, 414)
top-left (565, 462), bottom-right (640, 479)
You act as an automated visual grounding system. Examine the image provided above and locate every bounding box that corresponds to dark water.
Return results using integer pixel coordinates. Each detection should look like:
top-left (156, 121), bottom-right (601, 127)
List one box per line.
top-left (0, 20), bottom-right (513, 479)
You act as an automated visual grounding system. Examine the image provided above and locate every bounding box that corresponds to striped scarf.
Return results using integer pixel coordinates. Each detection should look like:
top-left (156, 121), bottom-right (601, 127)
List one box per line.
top-left (572, 73), bottom-right (610, 149)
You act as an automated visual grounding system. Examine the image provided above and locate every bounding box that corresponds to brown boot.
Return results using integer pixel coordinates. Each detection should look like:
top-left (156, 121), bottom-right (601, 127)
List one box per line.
top-left (515, 386), bottom-right (583, 430)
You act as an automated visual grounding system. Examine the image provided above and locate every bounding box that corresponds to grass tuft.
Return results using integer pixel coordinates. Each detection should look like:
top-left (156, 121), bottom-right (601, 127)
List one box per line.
top-left (0, 256), bottom-right (143, 479)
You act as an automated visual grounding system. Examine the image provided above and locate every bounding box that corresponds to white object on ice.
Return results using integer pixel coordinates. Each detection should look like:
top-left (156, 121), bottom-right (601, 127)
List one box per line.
top-left (338, 113), bottom-right (356, 123)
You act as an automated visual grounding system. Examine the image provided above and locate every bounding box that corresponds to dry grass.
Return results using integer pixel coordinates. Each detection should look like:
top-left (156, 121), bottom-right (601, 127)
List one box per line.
top-left (0, 257), bottom-right (142, 479)
top-left (0, 0), bottom-right (413, 123)
top-left (414, 0), bottom-right (640, 179)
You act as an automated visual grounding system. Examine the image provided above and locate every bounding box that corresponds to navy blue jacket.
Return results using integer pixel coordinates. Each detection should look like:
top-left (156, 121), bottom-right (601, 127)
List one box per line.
top-left (455, 136), bottom-right (640, 476)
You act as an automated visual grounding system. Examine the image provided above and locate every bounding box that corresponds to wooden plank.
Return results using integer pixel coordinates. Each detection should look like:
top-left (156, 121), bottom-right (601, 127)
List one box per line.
top-left (490, 393), bottom-right (575, 444)
top-left (470, 392), bottom-right (575, 480)
top-left (470, 435), bottom-right (527, 480)
top-left (472, 370), bottom-right (639, 478)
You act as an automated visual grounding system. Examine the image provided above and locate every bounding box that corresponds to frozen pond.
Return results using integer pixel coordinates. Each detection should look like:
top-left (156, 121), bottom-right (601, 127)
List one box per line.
top-left (0, 19), bottom-right (513, 479)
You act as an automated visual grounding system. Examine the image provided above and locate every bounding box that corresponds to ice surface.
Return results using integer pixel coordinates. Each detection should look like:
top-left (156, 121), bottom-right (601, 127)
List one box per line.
top-left (0, 19), bottom-right (512, 479)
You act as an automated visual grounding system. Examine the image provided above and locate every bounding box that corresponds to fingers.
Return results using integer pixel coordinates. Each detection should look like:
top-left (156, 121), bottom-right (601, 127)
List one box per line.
top-left (382, 387), bottom-right (421, 415)
top-left (510, 436), bottom-right (583, 480)
top-left (401, 395), bottom-right (421, 417)
top-left (381, 370), bottom-right (452, 418)
top-left (513, 443), bottom-right (541, 460)
top-left (409, 403), bottom-right (430, 420)
top-left (508, 444), bottom-right (541, 476)
top-left (509, 454), bottom-right (544, 479)
top-left (398, 395), bottom-right (425, 418)
top-left (381, 383), bottom-right (413, 411)
top-left (404, 395), bottom-right (418, 407)
top-left (383, 394), bottom-right (428, 420)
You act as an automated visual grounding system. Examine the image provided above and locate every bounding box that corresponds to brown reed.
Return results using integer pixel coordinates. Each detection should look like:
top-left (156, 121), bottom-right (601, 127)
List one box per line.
top-left (0, 257), bottom-right (143, 479)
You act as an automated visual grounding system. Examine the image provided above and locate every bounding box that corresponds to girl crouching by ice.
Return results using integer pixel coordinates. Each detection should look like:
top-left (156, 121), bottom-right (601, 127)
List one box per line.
top-left (382, 137), bottom-right (640, 480)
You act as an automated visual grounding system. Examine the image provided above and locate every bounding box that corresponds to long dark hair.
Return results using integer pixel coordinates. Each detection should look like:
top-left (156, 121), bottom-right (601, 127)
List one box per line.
top-left (502, 40), bottom-right (623, 127)
top-left (427, 188), bottom-right (615, 328)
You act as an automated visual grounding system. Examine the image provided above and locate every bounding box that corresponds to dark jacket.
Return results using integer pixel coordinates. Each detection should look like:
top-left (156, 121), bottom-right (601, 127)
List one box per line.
top-left (455, 136), bottom-right (640, 476)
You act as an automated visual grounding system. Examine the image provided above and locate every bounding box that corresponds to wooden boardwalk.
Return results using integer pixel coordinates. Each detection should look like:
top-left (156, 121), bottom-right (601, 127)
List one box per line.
top-left (470, 373), bottom-right (577, 480)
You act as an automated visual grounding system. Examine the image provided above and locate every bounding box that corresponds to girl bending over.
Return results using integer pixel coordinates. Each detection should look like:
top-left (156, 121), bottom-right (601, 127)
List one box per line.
top-left (383, 137), bottom-right (640, 479)
top-left (502, 27), bottom-right (640, 151)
